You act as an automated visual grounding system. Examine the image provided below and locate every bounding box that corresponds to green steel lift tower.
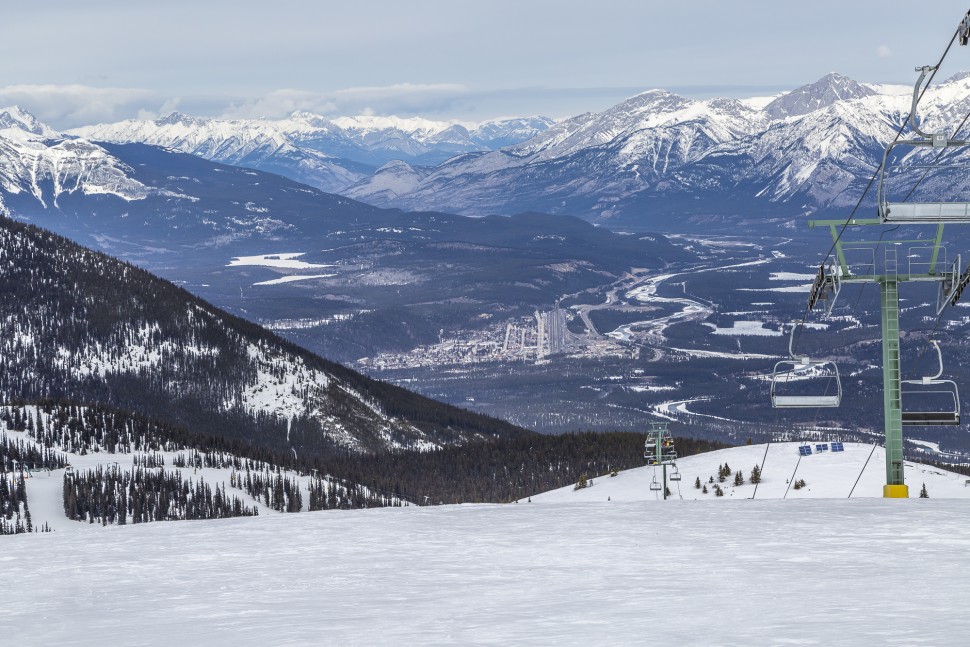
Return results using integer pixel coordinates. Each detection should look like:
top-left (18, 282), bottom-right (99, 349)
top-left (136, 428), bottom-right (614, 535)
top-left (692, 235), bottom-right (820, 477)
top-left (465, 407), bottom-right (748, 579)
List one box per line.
top-left (788, 38), bottom-right (970, 496)
top-left (644, 422), bottom-right (681, 500)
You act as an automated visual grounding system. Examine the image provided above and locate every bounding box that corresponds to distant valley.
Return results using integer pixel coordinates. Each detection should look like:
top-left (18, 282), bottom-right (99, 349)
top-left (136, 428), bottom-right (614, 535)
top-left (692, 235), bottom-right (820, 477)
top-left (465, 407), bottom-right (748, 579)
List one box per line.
top-left (4, 73), bottom-right (970, 462)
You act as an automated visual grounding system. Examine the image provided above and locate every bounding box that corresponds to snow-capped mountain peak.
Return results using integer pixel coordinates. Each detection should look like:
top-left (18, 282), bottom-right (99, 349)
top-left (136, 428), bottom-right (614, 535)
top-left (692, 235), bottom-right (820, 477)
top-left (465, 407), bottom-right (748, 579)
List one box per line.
top-left (0, 106), bottom-right (60, 140)
top-left (763, 72), bottom-right (875, 119)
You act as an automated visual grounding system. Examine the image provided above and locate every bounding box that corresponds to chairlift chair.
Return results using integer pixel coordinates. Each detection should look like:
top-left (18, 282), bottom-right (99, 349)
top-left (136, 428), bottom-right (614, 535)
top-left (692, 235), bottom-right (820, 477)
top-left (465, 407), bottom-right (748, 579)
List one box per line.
top-left (770, 323), bottom-right (842, 408)
top-left (669, 465), bottom-right (682, 482)
top-left (649, 476), bottom-right (662, 492)
top-left (877, 65), bottom-right (970, 224)
top-left (901, 340), bottom-right (961, 426)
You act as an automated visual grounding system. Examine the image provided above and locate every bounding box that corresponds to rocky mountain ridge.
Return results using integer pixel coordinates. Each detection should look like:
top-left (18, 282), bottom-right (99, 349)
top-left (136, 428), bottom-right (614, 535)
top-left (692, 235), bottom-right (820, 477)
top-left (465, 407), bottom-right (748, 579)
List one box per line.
top-left (69, 111), bottom-right (555, 193)
top-left (343, 72), bottom-right (970, 227)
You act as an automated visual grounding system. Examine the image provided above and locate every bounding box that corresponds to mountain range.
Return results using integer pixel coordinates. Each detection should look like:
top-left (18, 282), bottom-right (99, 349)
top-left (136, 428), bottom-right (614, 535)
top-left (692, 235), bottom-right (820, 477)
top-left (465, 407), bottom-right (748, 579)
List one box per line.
top-left (47, 72), bottom-right (970, 230)
top-left (8, 71), bottom-right (970, 234)
top-left (341, 72), bottom-right (970, 227)
top-left (70, 112), bottom-right (555, 194)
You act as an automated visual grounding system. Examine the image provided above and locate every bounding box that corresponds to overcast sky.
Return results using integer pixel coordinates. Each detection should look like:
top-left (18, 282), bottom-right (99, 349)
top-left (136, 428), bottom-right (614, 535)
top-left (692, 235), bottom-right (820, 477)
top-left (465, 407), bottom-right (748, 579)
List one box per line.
top-left (4, 1), bottom-right (970, 128)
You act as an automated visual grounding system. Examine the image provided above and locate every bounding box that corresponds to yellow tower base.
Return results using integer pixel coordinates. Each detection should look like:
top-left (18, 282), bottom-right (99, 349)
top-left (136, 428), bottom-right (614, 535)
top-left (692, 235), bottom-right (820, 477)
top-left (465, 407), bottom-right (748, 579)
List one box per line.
top-left (883, 484), bottom-right (909, 498)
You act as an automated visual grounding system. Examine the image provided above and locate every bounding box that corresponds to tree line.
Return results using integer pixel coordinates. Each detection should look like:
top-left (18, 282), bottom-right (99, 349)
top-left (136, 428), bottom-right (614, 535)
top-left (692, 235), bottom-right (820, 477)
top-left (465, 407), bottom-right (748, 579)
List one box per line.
top-left (324, 432), bottom-right (730, 504)
top-left (63, 466), bottom-right (258, 525)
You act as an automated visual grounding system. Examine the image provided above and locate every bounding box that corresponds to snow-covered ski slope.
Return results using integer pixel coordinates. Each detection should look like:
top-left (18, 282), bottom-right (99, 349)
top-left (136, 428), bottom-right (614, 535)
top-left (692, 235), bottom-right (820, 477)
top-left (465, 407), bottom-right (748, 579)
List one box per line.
top-left (2, 441), bottom-right (969, 645)
top-left (533, 442), bottom-right (970, 502)
top-left (2, 497), bottom-right (968, 645)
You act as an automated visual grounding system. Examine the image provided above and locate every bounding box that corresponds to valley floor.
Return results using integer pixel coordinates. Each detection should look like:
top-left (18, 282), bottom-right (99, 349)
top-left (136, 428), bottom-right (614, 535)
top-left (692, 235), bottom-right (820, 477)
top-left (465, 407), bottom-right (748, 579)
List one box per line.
top-left (2, 496), bottom-right (968, 646)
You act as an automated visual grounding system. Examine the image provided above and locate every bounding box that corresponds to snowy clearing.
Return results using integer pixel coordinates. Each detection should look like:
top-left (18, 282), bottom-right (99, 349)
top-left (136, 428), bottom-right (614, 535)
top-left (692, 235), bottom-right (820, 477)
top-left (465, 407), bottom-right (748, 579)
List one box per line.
top-left (252, 273), bottom-right (337, 286)
top-left (710, 320), bottom-right (783, 336)
top-left (737, 285), bottom-right (811, 293)
top-left (769, 271), bottom-right (817, 281)
top-left (668, 346), bottom-right (777, 359)
top-left (227, 253), bottom-right (334, 269)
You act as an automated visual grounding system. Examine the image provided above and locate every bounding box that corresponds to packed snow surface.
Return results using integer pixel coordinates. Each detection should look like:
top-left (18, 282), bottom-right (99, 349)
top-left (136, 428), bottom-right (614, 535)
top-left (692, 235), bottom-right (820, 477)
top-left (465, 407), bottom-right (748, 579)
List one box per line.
top-left (2, 494), bottom-right (968, 645)
top-left (3, 443), bottom-right (968, 644)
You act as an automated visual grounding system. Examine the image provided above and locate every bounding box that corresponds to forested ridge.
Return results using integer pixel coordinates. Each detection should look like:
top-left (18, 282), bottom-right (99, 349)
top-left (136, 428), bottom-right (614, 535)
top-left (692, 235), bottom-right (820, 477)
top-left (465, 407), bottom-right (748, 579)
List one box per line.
top-left (0, 214), bottom-right (528, 459)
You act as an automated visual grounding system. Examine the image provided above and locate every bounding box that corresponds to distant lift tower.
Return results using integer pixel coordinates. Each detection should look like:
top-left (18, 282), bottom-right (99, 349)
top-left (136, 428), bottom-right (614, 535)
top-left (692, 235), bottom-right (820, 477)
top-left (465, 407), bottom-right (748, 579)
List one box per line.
top-left (644, 422), bottom-right (680, 500)
top-left (800, 26), bottom-right (970, 497)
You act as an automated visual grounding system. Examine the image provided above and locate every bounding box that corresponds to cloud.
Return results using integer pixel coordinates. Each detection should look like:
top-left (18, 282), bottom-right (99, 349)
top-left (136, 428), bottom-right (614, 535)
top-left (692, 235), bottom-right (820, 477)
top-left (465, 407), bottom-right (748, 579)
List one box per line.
top-left (877, 45), bottom-right (893, 59)
top-left (0, 84), bottom-right (158, 126)
top-left (221, 83), bottom-right (470, 119)
top-left (0, 84), bottom-right (170, 129)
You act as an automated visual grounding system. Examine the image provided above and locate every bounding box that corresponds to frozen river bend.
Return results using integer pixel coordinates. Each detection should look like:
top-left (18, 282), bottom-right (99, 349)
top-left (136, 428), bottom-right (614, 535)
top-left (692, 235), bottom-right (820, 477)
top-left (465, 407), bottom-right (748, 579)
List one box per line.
top-left (3, 496), bottom-right (968, 646)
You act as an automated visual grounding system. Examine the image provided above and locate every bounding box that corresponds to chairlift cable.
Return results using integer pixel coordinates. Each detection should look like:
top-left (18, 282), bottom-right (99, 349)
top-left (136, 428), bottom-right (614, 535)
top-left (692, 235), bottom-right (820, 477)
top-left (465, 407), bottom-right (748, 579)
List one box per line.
top-left (783, 452), bottom-right (803, 499)
top-left (847, 443), bottom-right (878, 498)
top-left (751, 441), bottom-right (770, 499)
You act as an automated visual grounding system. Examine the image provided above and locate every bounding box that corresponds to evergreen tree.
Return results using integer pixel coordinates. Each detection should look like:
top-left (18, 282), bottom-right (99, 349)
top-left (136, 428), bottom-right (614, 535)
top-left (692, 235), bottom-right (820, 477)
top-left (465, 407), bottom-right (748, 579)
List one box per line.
top-left (750, 464), bottom-right (762, 485)
top-left (574, 473), bottom-right (588, 490)
top-left (920, 483), bottom-right (929, 498)
top-left (694, 476), bottom-right (701, 489)
top-left (702, 484), bottom-right (708, 494)
top-left (734, 471), bottom-right (744, 486)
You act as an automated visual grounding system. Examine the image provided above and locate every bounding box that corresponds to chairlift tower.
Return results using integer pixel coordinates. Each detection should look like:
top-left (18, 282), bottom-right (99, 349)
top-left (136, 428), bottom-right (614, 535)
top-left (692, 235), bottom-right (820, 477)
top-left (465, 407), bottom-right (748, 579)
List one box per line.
top-left (644, 422), bottom-right (679, 500)
top-left (802, 36), bottom-right (970, 497)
